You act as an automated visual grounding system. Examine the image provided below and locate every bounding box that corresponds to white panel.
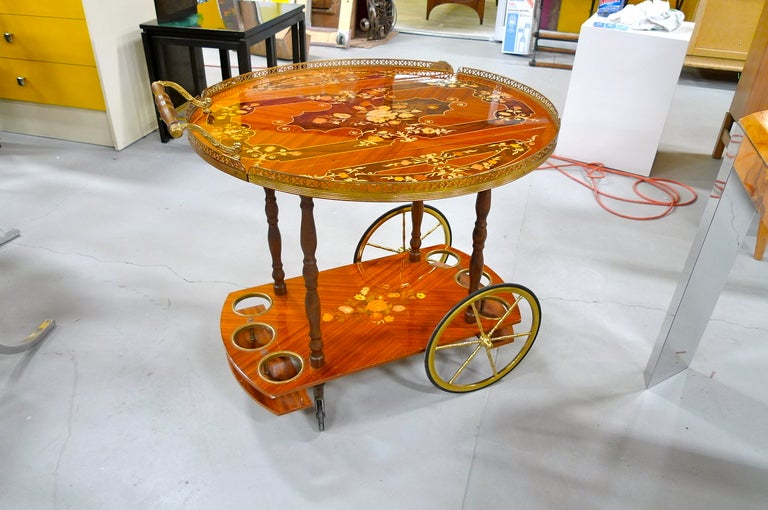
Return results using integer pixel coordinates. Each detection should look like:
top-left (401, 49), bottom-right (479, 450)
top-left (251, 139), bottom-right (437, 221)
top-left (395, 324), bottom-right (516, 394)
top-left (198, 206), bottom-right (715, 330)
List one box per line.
top-left (556, 16), bottom-right (694, 176)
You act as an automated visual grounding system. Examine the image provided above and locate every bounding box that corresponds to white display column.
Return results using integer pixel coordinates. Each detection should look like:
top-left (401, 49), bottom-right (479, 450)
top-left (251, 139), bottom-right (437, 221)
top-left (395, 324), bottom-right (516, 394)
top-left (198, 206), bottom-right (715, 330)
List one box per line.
top-left (556, 16), bottom-right (694, 176)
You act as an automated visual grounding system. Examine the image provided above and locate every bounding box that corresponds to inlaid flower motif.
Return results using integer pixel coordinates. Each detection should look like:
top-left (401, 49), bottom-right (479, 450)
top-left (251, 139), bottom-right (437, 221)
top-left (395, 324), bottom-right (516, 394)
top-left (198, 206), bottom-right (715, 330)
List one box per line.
top-left (324, 286), bottom-right (426, 325)
top-left (365, 106), bottom-right (398, 124)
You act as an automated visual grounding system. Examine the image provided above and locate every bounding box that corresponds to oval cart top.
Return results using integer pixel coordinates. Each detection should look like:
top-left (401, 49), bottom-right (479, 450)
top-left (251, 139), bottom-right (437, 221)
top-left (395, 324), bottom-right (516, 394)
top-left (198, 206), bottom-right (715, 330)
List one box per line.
top-left (185, 58), bottom-right (560, 202)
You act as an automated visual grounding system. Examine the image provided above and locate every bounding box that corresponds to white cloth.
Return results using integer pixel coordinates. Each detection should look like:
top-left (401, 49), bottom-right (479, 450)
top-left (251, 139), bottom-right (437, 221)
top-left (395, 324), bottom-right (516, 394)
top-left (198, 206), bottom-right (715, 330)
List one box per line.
top-left (607, 0), bottom-right (685, 31)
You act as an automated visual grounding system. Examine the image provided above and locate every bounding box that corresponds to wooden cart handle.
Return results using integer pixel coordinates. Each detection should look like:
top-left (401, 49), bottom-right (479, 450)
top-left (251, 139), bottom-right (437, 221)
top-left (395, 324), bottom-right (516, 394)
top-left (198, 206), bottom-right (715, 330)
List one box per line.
top-left (151, 81), bottom-right (184, 138)
top-left (149, 81), bottom-right (241, 158)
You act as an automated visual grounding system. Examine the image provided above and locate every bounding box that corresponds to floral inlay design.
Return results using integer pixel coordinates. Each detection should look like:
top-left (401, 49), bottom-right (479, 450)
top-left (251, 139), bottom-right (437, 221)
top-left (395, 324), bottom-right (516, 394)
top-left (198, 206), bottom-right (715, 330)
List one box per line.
top-left (294, 96), bottom-right (453, 136)
top-left (311, 137), bottom-right (539, 183)
top-left (322, 286), bottom-right (427, 325)
top-left (186, 60), bottom-right (560, 200)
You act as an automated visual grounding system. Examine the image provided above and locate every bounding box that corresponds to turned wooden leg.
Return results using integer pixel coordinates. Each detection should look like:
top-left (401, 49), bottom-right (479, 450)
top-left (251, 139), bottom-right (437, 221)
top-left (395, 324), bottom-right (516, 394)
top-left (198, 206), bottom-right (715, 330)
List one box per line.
top-left (264, 188), bottom-right (287, 295)
top-left (756, 218), bottom-right (767, 261)
top-left (409, 201), bottom-right (424, 262)
top-left (300, 196), bottom-right (324, 368)
top-left (469, 190), bottom-right (491, 294)
top-left (466, 190), bottom-right (491, 322)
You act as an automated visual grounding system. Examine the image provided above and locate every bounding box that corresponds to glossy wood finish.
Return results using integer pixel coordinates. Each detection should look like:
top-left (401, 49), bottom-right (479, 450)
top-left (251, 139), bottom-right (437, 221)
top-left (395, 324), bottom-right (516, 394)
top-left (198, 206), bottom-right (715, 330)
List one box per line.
top-left (735, 111), bottom-right (768, 260)
top-left (264, 188), bottom-right (287, 295)
top-left (469, 190), bottom-right (491, 294)
top-left (185, 59), bottom-right (559, 202)
top-left (177, 59), bottom-right (559, 417)
top-left (221, 246), bottom-right (504, 414)
top-left (408, 201), bottom-right (425, 262)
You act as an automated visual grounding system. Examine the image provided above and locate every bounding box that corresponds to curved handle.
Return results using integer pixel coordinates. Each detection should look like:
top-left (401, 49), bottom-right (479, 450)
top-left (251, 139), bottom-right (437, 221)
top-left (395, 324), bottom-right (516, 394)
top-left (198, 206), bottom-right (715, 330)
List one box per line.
top-left (4, 32), bottom-right (14, 43)
top-left (150, 81), bottom-right (241, 158)
top-left (151, 81), bottom-right (184, 138)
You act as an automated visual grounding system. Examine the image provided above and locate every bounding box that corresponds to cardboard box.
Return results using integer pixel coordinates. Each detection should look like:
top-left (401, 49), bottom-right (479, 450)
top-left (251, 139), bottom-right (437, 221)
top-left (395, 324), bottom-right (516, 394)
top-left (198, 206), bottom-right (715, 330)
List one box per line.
top-left (502, 0), bottom-right (537, 55)
top-left (250, 28), bottom-right (311, 61)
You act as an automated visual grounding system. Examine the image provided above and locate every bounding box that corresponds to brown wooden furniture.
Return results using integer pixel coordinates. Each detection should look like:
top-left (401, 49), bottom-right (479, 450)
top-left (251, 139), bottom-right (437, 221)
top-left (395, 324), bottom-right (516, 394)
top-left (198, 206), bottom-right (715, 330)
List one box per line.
top-left (712, 1), bottom-right (768, 159)
top-left (684, 0), bottom-right (765, 71)
top-left (151, 58), bottom-right (559, 429)
top-left (734, 111), bottom-right (768, 260)
top-left (426, 0), bottom-right (485, 24)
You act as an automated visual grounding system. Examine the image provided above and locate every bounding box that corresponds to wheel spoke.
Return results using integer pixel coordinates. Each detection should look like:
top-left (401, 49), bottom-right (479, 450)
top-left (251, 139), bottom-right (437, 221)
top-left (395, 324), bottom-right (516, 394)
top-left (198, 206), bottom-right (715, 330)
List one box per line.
top-left (491, 330), bottom-right (533, 343)
top-left (484, 346), bottom-right (498, 376)
top-left (485, 295), bottom-right (522, 338)
top-left (448, 344), bottom-right (483, 384)
top-left (363, 241), bottom-right (403, 254)
top-left (434, 336), bottom-right (482, 350)
top-left (469, 301), bottom-right (487, 337)
top-left (421, 223), bottom-right (443, 242)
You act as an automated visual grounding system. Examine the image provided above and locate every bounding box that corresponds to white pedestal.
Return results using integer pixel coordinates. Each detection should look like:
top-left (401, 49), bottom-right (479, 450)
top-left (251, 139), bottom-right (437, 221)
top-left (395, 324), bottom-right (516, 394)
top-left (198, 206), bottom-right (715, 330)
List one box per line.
top-left (556, 16), bottom-right (694, 176)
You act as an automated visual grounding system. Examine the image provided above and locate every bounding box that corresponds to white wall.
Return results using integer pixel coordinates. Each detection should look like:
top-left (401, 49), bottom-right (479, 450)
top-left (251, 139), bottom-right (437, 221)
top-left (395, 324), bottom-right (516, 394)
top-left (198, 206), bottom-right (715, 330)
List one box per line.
top-left (82, 0), bottom-right (158, 150)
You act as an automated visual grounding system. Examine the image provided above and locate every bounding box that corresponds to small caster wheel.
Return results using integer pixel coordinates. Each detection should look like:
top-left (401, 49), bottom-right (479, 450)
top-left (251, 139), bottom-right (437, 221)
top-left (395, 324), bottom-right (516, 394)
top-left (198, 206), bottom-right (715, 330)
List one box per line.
top-left (313, 385), bottom-right (326, 431)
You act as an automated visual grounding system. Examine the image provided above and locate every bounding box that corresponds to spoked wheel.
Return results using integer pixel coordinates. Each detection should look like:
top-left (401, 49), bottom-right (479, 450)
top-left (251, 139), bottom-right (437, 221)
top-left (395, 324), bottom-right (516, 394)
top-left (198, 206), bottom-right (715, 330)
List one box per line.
top-left (354, 204), bottom-right (452, 263)
top-left (425, 283), bottom-right (541, 393)
top-left (359, 0), bottom-right (397, 40)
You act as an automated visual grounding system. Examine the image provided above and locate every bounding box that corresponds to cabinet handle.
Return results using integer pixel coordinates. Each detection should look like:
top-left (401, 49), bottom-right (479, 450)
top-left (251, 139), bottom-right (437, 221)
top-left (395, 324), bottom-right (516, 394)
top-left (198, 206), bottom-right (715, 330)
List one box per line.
top-left (3, 32), bottom-right (13, 43)
top-left (16, 76), bottom-right (25, 86)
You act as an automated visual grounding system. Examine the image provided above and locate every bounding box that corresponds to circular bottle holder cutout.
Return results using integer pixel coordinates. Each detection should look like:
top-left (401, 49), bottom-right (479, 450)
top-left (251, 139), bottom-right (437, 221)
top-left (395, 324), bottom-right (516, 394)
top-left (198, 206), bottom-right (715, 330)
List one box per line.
top-left (454, 268), bottom-right (492, 289)
top-left (259, 352), bottom-right (304, 383)
top-left (232, 293), bottom-right (272, 316)
top-left (426, 249), bottom-right (460, 268)
top-left (232, 323), bottom-right (275, 350)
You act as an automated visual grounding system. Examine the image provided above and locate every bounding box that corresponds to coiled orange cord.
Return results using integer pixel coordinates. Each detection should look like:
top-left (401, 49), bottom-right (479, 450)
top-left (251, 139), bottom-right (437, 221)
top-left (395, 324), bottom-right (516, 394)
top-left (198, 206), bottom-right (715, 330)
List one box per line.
top-left (538, 154), bottom-right (699, 220)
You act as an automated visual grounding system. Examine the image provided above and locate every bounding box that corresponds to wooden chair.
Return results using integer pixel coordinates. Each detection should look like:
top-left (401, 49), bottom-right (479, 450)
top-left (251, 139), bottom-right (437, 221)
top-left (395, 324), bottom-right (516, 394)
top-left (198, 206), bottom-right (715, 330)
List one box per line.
top-left (426, 0), bottom-right (485, 25)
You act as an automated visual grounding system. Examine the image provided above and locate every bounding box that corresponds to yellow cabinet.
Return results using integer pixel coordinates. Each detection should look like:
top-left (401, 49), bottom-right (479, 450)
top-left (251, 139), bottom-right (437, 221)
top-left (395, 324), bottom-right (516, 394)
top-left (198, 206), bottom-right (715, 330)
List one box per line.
top-left (0, 0), bottom-right (85, 19)
top-left (0, 59), bottom-right (105, 110)
top-left (0, 1), bottom-right (159, 148)
top-left (0, 15), bottom-right (96, 66)
top-left (0, 0), bottom-right (105, 111)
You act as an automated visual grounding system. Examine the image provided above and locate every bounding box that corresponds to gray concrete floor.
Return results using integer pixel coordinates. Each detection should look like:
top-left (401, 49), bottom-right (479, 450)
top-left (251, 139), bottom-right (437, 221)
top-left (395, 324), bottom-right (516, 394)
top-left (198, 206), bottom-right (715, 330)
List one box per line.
top-left (2, 33), bottom-right (767, 509)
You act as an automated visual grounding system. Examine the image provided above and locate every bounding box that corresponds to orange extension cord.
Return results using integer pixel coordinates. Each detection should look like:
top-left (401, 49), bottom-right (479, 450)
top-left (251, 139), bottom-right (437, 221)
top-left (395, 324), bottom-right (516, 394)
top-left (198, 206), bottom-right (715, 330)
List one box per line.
top-left (538, 155), bottom-right (699, 220)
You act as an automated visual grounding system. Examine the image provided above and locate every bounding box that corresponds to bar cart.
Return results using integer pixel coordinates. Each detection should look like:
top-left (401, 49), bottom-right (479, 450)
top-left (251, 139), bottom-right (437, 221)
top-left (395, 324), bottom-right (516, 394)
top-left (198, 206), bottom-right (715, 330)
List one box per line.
top-left (151, 59), bottom-right (559, 429)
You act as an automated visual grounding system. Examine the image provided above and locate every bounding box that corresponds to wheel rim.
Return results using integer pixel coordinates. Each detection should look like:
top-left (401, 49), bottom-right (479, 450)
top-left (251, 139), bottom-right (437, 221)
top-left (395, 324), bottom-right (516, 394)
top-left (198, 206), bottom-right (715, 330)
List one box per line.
top-left (354, 204), bottom-right (452, 263)
top-left (425, 283), bottom-right (541, 393)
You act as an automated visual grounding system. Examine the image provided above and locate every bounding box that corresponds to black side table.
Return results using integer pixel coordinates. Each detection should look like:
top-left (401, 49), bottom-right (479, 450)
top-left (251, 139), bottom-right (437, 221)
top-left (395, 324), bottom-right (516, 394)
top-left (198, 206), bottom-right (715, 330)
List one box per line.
top-left (141, 1), bottom-right (307, 142)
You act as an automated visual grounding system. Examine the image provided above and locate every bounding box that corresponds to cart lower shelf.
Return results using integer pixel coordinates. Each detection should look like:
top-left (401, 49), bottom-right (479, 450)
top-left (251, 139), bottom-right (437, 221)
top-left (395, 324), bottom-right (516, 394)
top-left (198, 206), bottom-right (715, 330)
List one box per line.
top-left (221, 246), bottom-right (508, 415)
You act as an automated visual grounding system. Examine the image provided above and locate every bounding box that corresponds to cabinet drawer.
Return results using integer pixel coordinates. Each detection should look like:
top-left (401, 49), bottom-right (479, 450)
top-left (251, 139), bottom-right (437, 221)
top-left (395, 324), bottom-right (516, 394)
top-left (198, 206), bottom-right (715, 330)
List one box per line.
top-left (0, 0), bottom-right (84, 19)
top-left (687, 0), bottom-right (764, 61)
top-left (0, 14), bottom-right (95, 66)
top-left (0, 57), bottom-right (105, 110)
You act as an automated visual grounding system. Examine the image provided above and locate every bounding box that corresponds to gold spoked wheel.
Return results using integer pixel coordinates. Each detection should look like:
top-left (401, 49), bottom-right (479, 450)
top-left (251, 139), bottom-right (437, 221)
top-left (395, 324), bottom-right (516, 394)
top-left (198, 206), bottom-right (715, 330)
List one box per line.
top-left (425, 283), bottom-right (541, 393)
top-left (353, 204), bottom-right (452, 263)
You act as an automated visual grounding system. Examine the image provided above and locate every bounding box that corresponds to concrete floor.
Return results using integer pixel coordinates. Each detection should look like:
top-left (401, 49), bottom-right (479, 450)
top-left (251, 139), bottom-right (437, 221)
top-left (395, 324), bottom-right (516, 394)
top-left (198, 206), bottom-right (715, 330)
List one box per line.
top-left (2, 33), bottom-right (767, 509)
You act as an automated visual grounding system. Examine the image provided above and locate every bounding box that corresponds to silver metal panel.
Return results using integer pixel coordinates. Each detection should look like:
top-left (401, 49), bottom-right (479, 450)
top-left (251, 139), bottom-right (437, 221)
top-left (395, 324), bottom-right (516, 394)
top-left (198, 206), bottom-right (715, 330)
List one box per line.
top-left (645, 125), bottom-right (758, 387)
